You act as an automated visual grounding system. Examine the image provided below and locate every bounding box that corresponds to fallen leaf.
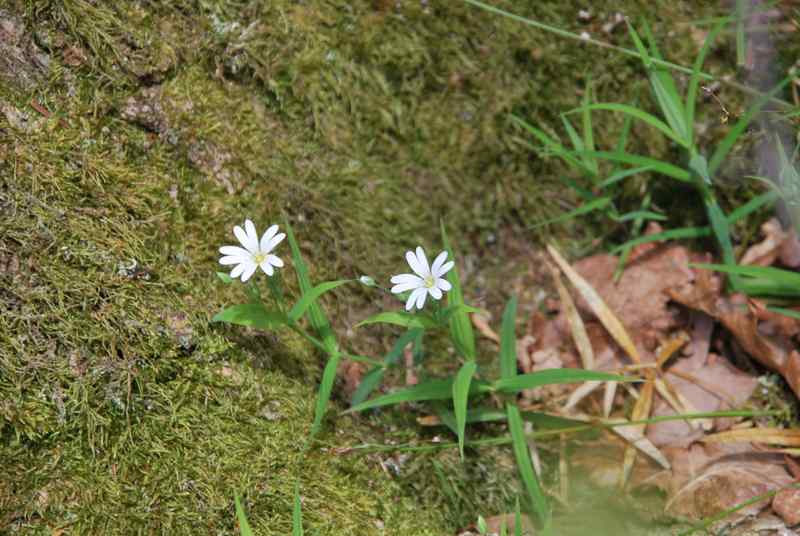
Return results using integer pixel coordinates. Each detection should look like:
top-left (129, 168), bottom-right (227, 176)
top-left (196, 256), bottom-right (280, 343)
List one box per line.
top-left (740, 218), bottom-right (786, 266)
top-left (471, 313), bottom-right (500, 344)
top-left (772, 487), bottom-right (800, 526)
top-left (702, 428), bottom-right (800, 447)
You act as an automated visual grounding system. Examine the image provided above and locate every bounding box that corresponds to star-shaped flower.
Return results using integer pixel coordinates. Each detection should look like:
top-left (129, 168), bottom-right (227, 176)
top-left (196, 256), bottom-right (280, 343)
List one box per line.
top-left (219, 219), bottom-right (285, 282)
top-left (390, 246), bottom-right (454, 311)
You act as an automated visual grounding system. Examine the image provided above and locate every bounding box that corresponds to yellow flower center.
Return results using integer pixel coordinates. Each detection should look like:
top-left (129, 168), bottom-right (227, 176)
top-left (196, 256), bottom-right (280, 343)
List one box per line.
top-left (423, 275), bottom-right (435, 288)
top-left (253, 252), bottom-right (267, 264)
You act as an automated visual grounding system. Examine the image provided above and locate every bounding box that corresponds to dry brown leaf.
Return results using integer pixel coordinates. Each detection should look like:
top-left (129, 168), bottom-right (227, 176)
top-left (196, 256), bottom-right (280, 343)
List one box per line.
top-left (548, 244), bottom-right (641, 364)
top-left (549, 262), bottom-right (594, 370)
top-left (740, 218), bottom-right (786, 266)
top-left (703, 428), bottom-right (800, 447)
top-left (471, 313), bottom-right (500, 344)
top-left (772, 487), bottom-right (800, 526)
top-left (620, 379), bottom-right (655, 488)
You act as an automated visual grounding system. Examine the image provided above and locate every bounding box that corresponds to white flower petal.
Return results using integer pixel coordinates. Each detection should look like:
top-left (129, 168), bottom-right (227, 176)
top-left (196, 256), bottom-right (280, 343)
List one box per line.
top-left (230, 262), bottom-right (248, 279)
top-left (240, 262), bottom-right (258, 282)
top-left (437, 278), bottom-right (452, 292)
top-left (234, 224), bottom-right (258, 253)
top-left (390, 273), bottom-right (421, 285)
top-left (260, 261), bottom-right (274, 276)
top-left (260, 224), bottom-right (279, 251)
top-left (245, 219), bottom-right (259, 250)
top-left (219, 245), bottom-right (251, 257)
top-left (415, 247), bottom-right (430, 274)
top-left (266, 254), bottom-right (283, 268)
top-left (405, 250), bottom-right (425, 278)
top-left (391, 282), bottom-right (420, 294)
top-left (430, 251), bottom-right (449, 276)
top-left (429, 286), bottom-right (443, 300)
top-left (435, 260), bottom-right (455, 277)
top-left (219, 255), bottom-right (247, 266)
top-left (265, 232), bottom-right (286, 252)
top-left (405, 287), bottom-right (425, 311)
top-left (415, 287), bottom-right (428, 309)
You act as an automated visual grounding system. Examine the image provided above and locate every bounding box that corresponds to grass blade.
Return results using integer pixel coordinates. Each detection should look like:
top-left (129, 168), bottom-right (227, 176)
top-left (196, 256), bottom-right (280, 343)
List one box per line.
top-left (581, 81), bottom-right (598, 176)
top-left (346, 378), bottom-right (491, 413)
top-left (610, 225), bottom-right (713, 253)
top-left (530, 196), bottom-right (611, 229)
top-left (499, 296), bottom-right (519, 380)
top-left (494, 369), bottom-right (630, 394)
top-left (506, 403), bottom-right (550, 531)
top-left (577, 151), bottom-right (692, 182)
top-left (686, 18), bottom-right (727, 145)
top-left (709, 77), bottom-right (791, 177)
top-left (356, 311), bottom-right (438, 330)
top-left (212, 303), bottom-right (288, 330)
top-left (441, 221), bottom-right (476, 360)
top-left (453, 360), bottom-right (478, 458)
top-left (285, 220), bottom-right (340, 438)
top-left (292, 484), bottom-right (304, 536)
top-left (288, 280), bottom-right (351, 323)
top-left (570, 103), bottom-right (688, 148)
top-left (234, 494), bottom-right (254, 536)
top-left (350, 367), bottom-right (385, 407)
top-left (598, 165), bottom-right (654, 189)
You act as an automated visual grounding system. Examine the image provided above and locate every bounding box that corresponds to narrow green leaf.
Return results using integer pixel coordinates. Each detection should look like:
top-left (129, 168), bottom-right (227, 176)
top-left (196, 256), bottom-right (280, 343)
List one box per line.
top-left (288, 279), bottom-right (351, 323)
top-left (599, 165), bottom-right (654, 189)
top-left (285, 219), bottom-right (339, 438)
top-left (347, 378), bottom-right (492, 413)
top-left (686, 18), bottom-right (727, 145)
top-left (312, 353), bottom-right (341, 431)
top-left (729, 190), bottom-right (778, 223)
top-left (234, 494), bottom-right (254, 536)
top-left (610, 225), bottom-right (712, 253)
top-left (693, 262), bottom-right (800, 290)
top-left (441, 221), bottom-right (476, 360)
top-left (570, 103), bottom-right (688, 148)
top-left (735, 0), bottom-right (746, 68)
top-left (500, 296), bottom-right (519, 380)
top-left (514, 497), bottom-right (523, 536)
top-left (530, 197), bottom-right (611, 228)
top-left (453, 361), bottom-right (478, 458)
top-left (494, 369), bottom-right (631, 394)
top-left (581, 81), bottom-right (598, 176)
top-left (613, 210), bottom-right (666, 222)
top-left (641, 22), bottom-right (688, 142)
top-left (560, 115), bottom-right (584, 154)
top-left (292, 484), bottom-right (304, 536)
top-left (216, 271), bottom-right (234, 284)
top-left (507, 403), bottom-right (550, 529)
top-left (709, 77), bottom-right (791, 177)
top-left (285, 220), bottom-right (338, 353)
top-left (212, 303), bottom-right (288, 330)
top-left (356, 311), bottom-right (438, 330)
top-left (766, 306), bottom-right (800, 320)
top-left (577, 151), bottom-right (692, 182)
top-left (350, 367), bottom-right (385, 407)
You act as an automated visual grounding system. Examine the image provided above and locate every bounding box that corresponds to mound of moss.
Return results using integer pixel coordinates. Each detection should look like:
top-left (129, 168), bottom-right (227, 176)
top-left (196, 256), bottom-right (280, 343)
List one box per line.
top-left (0, 0), bottom-right (758, 533)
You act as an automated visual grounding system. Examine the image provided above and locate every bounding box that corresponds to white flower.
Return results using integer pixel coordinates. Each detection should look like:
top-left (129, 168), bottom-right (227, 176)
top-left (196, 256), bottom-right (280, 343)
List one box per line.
top-left (390, 246), bottom-right (455, 311)
top-left (218, 219), bottom-right (285, 282)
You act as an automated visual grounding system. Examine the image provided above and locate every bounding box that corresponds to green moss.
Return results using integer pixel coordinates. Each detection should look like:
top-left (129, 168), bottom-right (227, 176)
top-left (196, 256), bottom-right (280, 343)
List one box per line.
top-left (2, 0), bottom-right (776, 533)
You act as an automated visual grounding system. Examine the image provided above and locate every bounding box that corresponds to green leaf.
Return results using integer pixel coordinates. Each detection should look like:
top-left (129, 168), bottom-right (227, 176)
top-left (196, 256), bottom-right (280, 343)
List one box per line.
top-left (709, 77), bottom-right (791, 177)
top-left (212, 303), bottom-right (288, 330)
top-left (613, 210), bottom-right (666, 222)
top-left (350, 367), bottom-right (385, 408)
top-left (234, 494), bottom-right (254, 536)
top-left (346, 378), bottom-right (491, 413)
top-left (216, 271), bottom-right (234, 284)
top-left (441, 221), bottom-right (477, 360)
top-left (610, 225), bottom-right (713, 253)
top-left (728, 190), bottom-right (779, 223)
top-left (577, 151), bottom-right (692, 182)
top-left (599, 165), bottom-right (654, 189)
top-left (691, 263), bottom-right (800, 297)
top-left (514, 497), bottom-right (523, 536)
top-left (530, 196), bottom-right (611, 228)
top-left (285, 219), bottom-right (339, 438)
top-left (686, 18), bottom-right (727, 145)
top-left (507, 403), bottom-right (550, 529)
top-left (292, 484), bottom-right (304, 536)
top-left (351, 328), bottom-right (423, 406)
top-left (453, 361), bottom-right (477, 459)
top-left (641, 22), bottom-right (689, 142)
top-left (494, 369), bottom-right (630, 394)
top-left (288, 279), bottom-right (351, 323)
top-left (569, 103), bottom-right (688, 148)
top-left (581, 81), bottom-right (599, 176)
top-left (500, 296), bottom-right (518, 380)
top-left (356, 311), bottom-right (438, 330)
top-left (766, 306), bottom-right (800, 321)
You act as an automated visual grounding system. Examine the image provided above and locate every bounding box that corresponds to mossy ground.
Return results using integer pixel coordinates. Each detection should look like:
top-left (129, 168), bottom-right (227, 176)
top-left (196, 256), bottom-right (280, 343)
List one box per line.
top-left (1, 1), bottom-right (794, 534)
